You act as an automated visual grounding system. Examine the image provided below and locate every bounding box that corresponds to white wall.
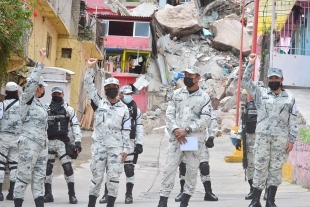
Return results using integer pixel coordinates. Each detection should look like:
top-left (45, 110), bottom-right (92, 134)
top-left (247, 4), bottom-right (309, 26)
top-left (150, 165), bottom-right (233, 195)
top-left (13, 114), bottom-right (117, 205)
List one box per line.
top-left (272, 54), bottom-right (310, 87)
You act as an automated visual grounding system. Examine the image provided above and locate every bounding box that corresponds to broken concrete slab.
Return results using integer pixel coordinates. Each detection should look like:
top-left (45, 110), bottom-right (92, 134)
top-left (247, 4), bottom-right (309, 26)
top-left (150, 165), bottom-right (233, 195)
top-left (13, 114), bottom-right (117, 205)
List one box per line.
top-left (210, 19), bottom-right (252, 56)
top-left (129, 2), bottom-right (158, 16)
top-left (155, 1), bottom-right (202, 38)
top-left (195, 57), bottom-right (226, 79)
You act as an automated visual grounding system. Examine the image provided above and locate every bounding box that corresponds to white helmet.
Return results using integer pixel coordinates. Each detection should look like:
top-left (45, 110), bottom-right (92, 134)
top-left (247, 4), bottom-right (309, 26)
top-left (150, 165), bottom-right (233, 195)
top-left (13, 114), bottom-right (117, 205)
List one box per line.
top-left (5, 82), bottom-right (18, 91)
top-left (104, 77), bottom-right (119, 87)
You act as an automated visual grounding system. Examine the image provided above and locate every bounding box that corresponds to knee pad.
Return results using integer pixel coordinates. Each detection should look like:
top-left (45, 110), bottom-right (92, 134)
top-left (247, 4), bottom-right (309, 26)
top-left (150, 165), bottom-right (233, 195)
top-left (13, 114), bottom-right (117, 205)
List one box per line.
top-left (62, 162), bottom-right (73, 177)
top-left (46, 162), bottom-right (53, 176)
top-left (199, 162), bottom-right (210, 176)
top-left (179, 162), bottom-right (186, 176)
top-left (124, 164), bottom-right (134, 178)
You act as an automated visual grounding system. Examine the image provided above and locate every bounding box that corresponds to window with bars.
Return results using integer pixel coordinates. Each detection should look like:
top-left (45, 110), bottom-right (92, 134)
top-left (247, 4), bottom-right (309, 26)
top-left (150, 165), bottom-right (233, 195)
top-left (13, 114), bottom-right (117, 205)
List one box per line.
top-left (46, 34), bottom-right (52, 59)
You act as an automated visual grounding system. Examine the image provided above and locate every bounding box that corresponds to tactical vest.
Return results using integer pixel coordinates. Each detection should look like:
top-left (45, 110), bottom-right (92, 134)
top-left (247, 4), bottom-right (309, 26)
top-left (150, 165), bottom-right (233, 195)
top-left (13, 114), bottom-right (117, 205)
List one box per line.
top-left (245, 100), bottom-right (257, 133)
top-left (128, 101), bottom-right (137, 139)
top-left (47, 106), bottom-right (70, 140)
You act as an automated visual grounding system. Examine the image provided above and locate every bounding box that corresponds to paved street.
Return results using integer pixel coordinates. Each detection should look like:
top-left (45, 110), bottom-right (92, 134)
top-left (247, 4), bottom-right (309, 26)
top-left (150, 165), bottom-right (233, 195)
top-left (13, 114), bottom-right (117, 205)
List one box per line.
top-left (0, 129), bottom-right (309, 207)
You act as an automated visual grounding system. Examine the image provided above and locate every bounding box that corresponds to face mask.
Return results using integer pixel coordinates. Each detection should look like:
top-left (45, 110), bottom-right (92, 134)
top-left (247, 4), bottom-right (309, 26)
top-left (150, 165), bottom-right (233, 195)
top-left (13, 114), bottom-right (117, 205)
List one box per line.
top-left (52, 96), bottom-right (63, 103)
top-left (184, 77), bottom-right (195, 88)
top-left (268, 81), bottom-right (281, 91)
top-left (123, 95), bottom-right (133, 104)
top-left (38, 89), bottom-right (45, 98)
top-left (105, 88), bottom-right (118, 99)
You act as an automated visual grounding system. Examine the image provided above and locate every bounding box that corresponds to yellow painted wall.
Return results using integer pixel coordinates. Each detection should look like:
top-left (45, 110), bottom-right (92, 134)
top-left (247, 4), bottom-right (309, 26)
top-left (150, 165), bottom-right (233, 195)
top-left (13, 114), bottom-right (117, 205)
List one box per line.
top-left (27, 7), bottom-right (58, 66)
top-left (56, 37), bottom-right (86, 112)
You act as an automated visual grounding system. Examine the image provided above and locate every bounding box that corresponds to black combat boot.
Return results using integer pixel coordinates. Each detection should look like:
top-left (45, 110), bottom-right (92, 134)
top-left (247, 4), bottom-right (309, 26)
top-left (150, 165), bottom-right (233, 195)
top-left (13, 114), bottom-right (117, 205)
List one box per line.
top-left (265, 186), bottom-right (277, 207)
top-left (180, 193), bottom-right (191, 207)
top-left (88, 195), bottom-right (97, 207)
top-left (99, 183), bottom-right (108, 203)
top-left (68, 182), bottom-right (78, 204)
top-left (34, 196), bottom-right (44, 207)
top-left (0, 183), bottom-right (3, 201)
top-left (157, 196), bottom-right (168, 207)
top-left (203, 181), bottom-right (218, 201)
top-left (125, 182), bottom-right (134, 204)
top-left (248, 188), bottom-right (262, 207)
top-left (43, 183), bottom-right (54, 203)
top-left (14, 198), bottom-right (24, 207)
top-left (263, 187), bottom-right (268, 200)
top-left (107, 196), bottom-right (116, 207)
top-left (175, 180), bottom-right (185, 202)
top-left (6, 181), bottom-right (15, 200)
top-left (245, 179), bottom-right (254, 200)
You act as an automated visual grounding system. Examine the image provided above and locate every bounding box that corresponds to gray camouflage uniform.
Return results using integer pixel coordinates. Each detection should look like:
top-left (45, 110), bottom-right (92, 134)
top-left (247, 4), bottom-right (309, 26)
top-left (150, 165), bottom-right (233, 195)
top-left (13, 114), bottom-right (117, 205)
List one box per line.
top-left (14, 63), bottom-right (48, 199)
top-left (160, 86), bottom-right (212, 197)
top-left (124, 108), bottom-right (143, 184)
top-left (45, 103), bottom-right (82, 184)
top-left (0, 99), bottom-right (21, 184)
top-left (180, 109), bottom-right (217, 182)
top-left (237, 127), bottom-right (256, 180)
top-left (242, 63), bottom-right (298, 190)
top-left (84, 67), bottom-right (131, 198)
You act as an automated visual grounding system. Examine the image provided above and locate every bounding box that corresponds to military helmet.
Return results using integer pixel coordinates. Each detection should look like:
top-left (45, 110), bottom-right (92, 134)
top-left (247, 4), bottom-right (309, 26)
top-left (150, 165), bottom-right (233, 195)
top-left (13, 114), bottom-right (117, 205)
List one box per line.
top-left (103, 77), bottom-right (119, 87)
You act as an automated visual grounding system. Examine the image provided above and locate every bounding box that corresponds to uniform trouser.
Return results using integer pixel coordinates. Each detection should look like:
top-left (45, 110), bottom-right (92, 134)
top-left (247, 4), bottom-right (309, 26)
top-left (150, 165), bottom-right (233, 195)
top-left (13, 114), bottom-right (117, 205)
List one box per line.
top-left (246, 133), bottom-right (256, 180)
top-left (14, 137), bottom-right (48, 199)
top-left (160, 141), bottom-right (202, 197)
top-left (252, 134), bottom-right (288, 190)
top-left (124, 139), bottom-right (135, 184)
top-left (180, 145), bottom-right (211, 183)
top-left (0, 133), bottom-right (19, 183)
top-left (45, 139), bottom-right (74, 184)
top-left (89, 141), bottom-right (122, 198)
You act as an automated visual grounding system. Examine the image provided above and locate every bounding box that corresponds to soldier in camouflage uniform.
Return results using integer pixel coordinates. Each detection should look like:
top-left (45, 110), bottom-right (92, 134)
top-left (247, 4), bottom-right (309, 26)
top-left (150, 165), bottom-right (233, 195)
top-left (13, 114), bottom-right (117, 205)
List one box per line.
top-left (99, 85), bottom-right (143, 204)
top-left (0, 82), bottom-right (21, 201)
top-left (14, 48), bottom-right (49, 207)
top-left (157, 66), bottom-right (212, 207)
top-left (242, 54), bottom-right (298, 207)
top-left (84, 58), bottom-right (131, 207)
top-left (175, 107), bottom-right (218, 202)
top-left (43, 86), bottom-right (82, 204)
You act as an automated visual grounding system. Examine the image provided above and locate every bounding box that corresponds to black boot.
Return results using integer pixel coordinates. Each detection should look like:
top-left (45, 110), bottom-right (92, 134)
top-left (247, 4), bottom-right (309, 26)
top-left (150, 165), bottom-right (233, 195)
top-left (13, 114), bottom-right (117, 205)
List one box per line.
top-left (265, 186), bottom-right (277, 207)
top-left (0, 183), bottom-right (3, 201)
top-left (68, 182), bottom-right (78, 204)
top-left (248, 188), bottom-right (262, 207)
top-left (34, 196), bottom-right (44, 207)
top-left (180, 193), bottom-right (191, 207)
top-left (263, 187), bottom-right (268, 200)
top-left (157, 196), bottom-right (168, 207)
top-left (88, 195), bottom-right (97, 207)
top-left (245, 179), bottom-right (254, 200)
top-left (99, 183), bottom-right (108, 204)
top-left (14, 198), bottom-right (24, 207)
top-left (107, 196), bottom-right (116, 207)
top-left (44, 183), bottom-right (54, 203)
top-left (6, 181), bottom-right (15, 200)
top-left (175, 180), bottom-right (185, 202)
top-left (203, 181), bottom-right (218, 201)
top-left (125, 182), bottom-right (134, 204)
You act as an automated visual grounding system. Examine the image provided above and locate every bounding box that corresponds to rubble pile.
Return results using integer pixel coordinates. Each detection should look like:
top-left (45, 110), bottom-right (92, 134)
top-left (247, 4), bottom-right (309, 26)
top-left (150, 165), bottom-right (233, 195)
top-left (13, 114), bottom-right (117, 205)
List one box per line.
top-left (137, 0), bottom-right (254, 133)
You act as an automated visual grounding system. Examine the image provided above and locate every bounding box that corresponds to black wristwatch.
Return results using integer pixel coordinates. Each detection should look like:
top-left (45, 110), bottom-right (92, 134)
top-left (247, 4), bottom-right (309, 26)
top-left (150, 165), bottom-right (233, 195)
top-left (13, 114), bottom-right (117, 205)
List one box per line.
top-left (185, 127), bottom-right (191, 134)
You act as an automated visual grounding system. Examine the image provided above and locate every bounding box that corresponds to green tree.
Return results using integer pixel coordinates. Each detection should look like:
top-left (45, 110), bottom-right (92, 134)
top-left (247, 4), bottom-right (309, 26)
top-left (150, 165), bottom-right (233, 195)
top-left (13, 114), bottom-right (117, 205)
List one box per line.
top-left (0, 0), bottom-right (36, 85)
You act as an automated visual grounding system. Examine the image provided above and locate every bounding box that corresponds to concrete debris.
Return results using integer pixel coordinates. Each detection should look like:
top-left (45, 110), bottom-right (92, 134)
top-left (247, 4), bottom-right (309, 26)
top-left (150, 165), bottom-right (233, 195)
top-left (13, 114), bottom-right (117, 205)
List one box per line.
top-left (155, 1), bottom-right (202, 38)
top-left (210, 19), bottom-right (252, 56)
top-left (129, 2), bottom-right (158, 16)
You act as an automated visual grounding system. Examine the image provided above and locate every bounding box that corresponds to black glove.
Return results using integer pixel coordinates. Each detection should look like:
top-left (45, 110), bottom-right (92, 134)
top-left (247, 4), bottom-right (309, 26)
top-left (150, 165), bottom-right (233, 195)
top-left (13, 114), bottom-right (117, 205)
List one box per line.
top-left (75, 142), bottom-right (82, 152)
top-left (134, 144), bottom-right (143, 154)
top-left (205, 136), bottom-right (214, 148)
top-left (235, 139), bottom-right (242, 151)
